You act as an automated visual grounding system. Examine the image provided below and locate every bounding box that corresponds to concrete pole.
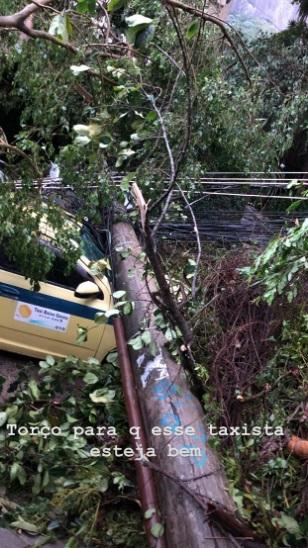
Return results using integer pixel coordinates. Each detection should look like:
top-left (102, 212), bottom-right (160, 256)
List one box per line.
top-left (111, 221), bottom-right (257, 547)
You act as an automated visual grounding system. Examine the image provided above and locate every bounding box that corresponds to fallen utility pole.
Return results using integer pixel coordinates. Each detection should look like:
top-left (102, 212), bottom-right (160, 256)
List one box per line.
top-left (112, 220), bottom-right (261, 548)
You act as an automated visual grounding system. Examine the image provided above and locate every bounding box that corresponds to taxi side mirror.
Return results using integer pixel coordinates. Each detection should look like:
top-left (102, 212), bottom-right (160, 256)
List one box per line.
top-left (75, 281), bottom-right (102, 299)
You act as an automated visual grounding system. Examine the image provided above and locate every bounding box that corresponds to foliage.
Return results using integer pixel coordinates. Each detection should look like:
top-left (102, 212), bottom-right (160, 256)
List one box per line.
top-left (293, 0), bottom-right (308, 20)
top-left (219, 308), bottom-right (308, 546)
top-left (0, 193), bottom-right (81, 287)
top-left (223, 23), bottom-right (308, 175)
top-left (0, 352), bottom-right (146, 546)
top-left (0, 0), bottom-right (306, 280)
top-left (241, 219), bottom-right (308, 304)
top-left (0, 1), bottom-right (307, 546)
top-left (178, 243), bottom-right (308, 546)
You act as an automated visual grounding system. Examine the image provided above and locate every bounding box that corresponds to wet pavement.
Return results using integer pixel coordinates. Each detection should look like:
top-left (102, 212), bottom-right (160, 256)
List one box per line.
top-left (0, 528), bottom-right (65, 547)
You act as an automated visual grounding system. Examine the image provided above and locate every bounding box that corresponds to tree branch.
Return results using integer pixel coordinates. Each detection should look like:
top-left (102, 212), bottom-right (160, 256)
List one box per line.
top-left (176, 182), bottom-right (202, 298)
top-left (20, 22), bottom-right (78, 52)
top-left (162, 0), bottom-right (251, 84)
top-left (0, 1), bottom-right (77, 52)
top-left (0, 141), bottom-right (42, 178)
top-left (0, 0), bottom-right (52, 29)
top-left (144, 91), bottom-right (177, 236)
top-left (30, 0), bottom-right (61, 15)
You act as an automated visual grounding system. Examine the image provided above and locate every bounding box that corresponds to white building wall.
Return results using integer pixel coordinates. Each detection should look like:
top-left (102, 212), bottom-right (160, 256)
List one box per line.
top-left (227, 0), bottom-right (299, 31)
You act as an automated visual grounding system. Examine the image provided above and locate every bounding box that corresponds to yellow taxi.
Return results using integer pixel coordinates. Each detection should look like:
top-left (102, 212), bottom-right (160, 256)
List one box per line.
top-left (0, 210), bottom-right (116, 361)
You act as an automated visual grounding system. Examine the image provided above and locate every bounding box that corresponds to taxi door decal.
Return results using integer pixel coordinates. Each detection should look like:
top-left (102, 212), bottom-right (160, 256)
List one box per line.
top-left (14, 302), bottom-right (70, 333)
top-left (0, 282), bottom-right (112, 324)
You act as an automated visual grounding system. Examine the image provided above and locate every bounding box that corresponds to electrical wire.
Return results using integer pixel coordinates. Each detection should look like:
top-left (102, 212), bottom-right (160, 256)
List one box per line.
top-left (4, 173), bottom-right (308, 202)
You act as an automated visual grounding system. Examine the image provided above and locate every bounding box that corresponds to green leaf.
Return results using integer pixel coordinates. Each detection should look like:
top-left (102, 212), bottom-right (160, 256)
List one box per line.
top-left (28, 379), bottom-right (40, 400)
top-left (74, 135), bottom-right (92, 146)
top-left (10, 463), bottom-right (27, 486)
top-left (108, 0), bottom-right (127, 13)
top-left (120, 249), bottom-right (131, 259)
top-left (6, 405), bottom-right (18, 419)
top-left (151, 522), bottom-right (164, 538)
top-left (141, 330), bottom-right (152, 345)
top-left (83, 372), bottom-right (99, 385)
top-left (70, 64), bottom-right (91, 76)
top-left (116, 148), bottom-right (136, 167)
top-left (73, 124), bottom-right (91, 136)
top-left (76, 326), bottom-right (88, 344)
top-left (123, 301), bottom-right (134, 315)
top-left (125, 14), bottom-right (153, 28)
top-left (90, 258), bottom-right (111, 275)
top-left (146, 111), bottom-right (158, 122)
top-left (105, 308), bottom-right (120, 318)
top-left (38, 360), bottom-right (49, 369)
top-left (135, 25), bottom-right (155, 48)
top-left (95, 311), bottom-right (107, 324)
top-left (185, 258), bottom-right (197, 279)
top-left (113, 290), bottom-right (126, 299)
top-left (49, 14), bottom-right (72, 43)
top-left (165, 327), bottom-right (177, 342)
top-left (11, 516), bottom-right (40, 533)
top-left (106, 351), bottom-right (118, 364)
top-left (73, 123), bottom-right (102, 146)
top-left (144, 507), bottom-right (156, 519)
top-left (0, 411), bottom-right (7, 427)
top-left (46, 355), bottom-right (55, 366)
top-left (186, 21), bottom-right (200, 40)
top-left (90, 388), bottom-right (116, 403)
top-left (128, 335), bottom-right (144, 351)
top-left (99, 477), bottom-right (109, 493)
top-left (32, 473), bottom-right (42, 495)
top-left (117, 173), bottom-right (132, 191)
top-left (42, 469), bottom-right (50, 489)
top-left (64, 538), bottom-right (79, 548)
top-left (47, 519), bottom-right (61, 531)
top-left (125, 14), bottom-right (153, 44)
top-left (273, 513), bottom-right (302, 536)
top-left (286, 179), bottom-right (300, 189)
top-left (76, 0), bottom-right (96, 14)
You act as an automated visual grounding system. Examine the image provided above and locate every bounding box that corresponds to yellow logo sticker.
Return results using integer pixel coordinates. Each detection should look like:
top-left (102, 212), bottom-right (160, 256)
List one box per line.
top-left (18, 304), bottom-right (32, 318)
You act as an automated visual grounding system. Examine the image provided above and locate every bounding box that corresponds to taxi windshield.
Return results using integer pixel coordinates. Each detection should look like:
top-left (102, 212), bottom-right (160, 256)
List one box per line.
top-left (80, 226), bottom-right (104, 261)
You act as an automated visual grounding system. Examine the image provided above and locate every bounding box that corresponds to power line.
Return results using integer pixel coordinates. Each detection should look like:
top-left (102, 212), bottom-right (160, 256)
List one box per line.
top-left (3, 173), bottom-right (308, 202)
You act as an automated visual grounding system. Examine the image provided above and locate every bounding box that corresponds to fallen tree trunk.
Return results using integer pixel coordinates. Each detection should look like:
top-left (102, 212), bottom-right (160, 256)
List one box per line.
top-left (111, 220), bottom-right (259, 547)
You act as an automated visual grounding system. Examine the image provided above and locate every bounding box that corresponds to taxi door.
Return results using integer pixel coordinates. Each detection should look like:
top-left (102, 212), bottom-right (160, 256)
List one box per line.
top-left (0, 252), bottom-right (112, 360)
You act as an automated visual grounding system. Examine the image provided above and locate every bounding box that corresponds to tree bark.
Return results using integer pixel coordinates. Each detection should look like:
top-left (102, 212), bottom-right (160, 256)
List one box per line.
top-left (111, 221), bottom-right (253, 548)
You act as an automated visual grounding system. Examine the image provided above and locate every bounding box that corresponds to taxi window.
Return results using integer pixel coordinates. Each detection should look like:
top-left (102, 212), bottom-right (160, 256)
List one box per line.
top-left (0, 245), bottom-right (90, 291)
top-left (46, 256), bottom-right (90, 290)
top-left (80, 226), bottom-right (104, 261)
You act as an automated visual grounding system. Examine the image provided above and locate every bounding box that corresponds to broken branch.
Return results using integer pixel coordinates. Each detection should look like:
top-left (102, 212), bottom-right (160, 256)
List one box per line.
top-left (162, 0), bottom-right (251, 84)
top-left (0, 0), bottom-right (77, 52)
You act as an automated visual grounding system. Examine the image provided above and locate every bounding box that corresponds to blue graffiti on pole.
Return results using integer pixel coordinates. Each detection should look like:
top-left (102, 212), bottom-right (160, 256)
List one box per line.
top-left (151, 378), bottom-right (207, 467)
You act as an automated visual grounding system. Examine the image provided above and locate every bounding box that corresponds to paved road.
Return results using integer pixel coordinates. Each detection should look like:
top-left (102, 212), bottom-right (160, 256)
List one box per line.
top-left (0, 352), bottom-right (30, 404)
top-left (0, 528), bottom-right (65, 547)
